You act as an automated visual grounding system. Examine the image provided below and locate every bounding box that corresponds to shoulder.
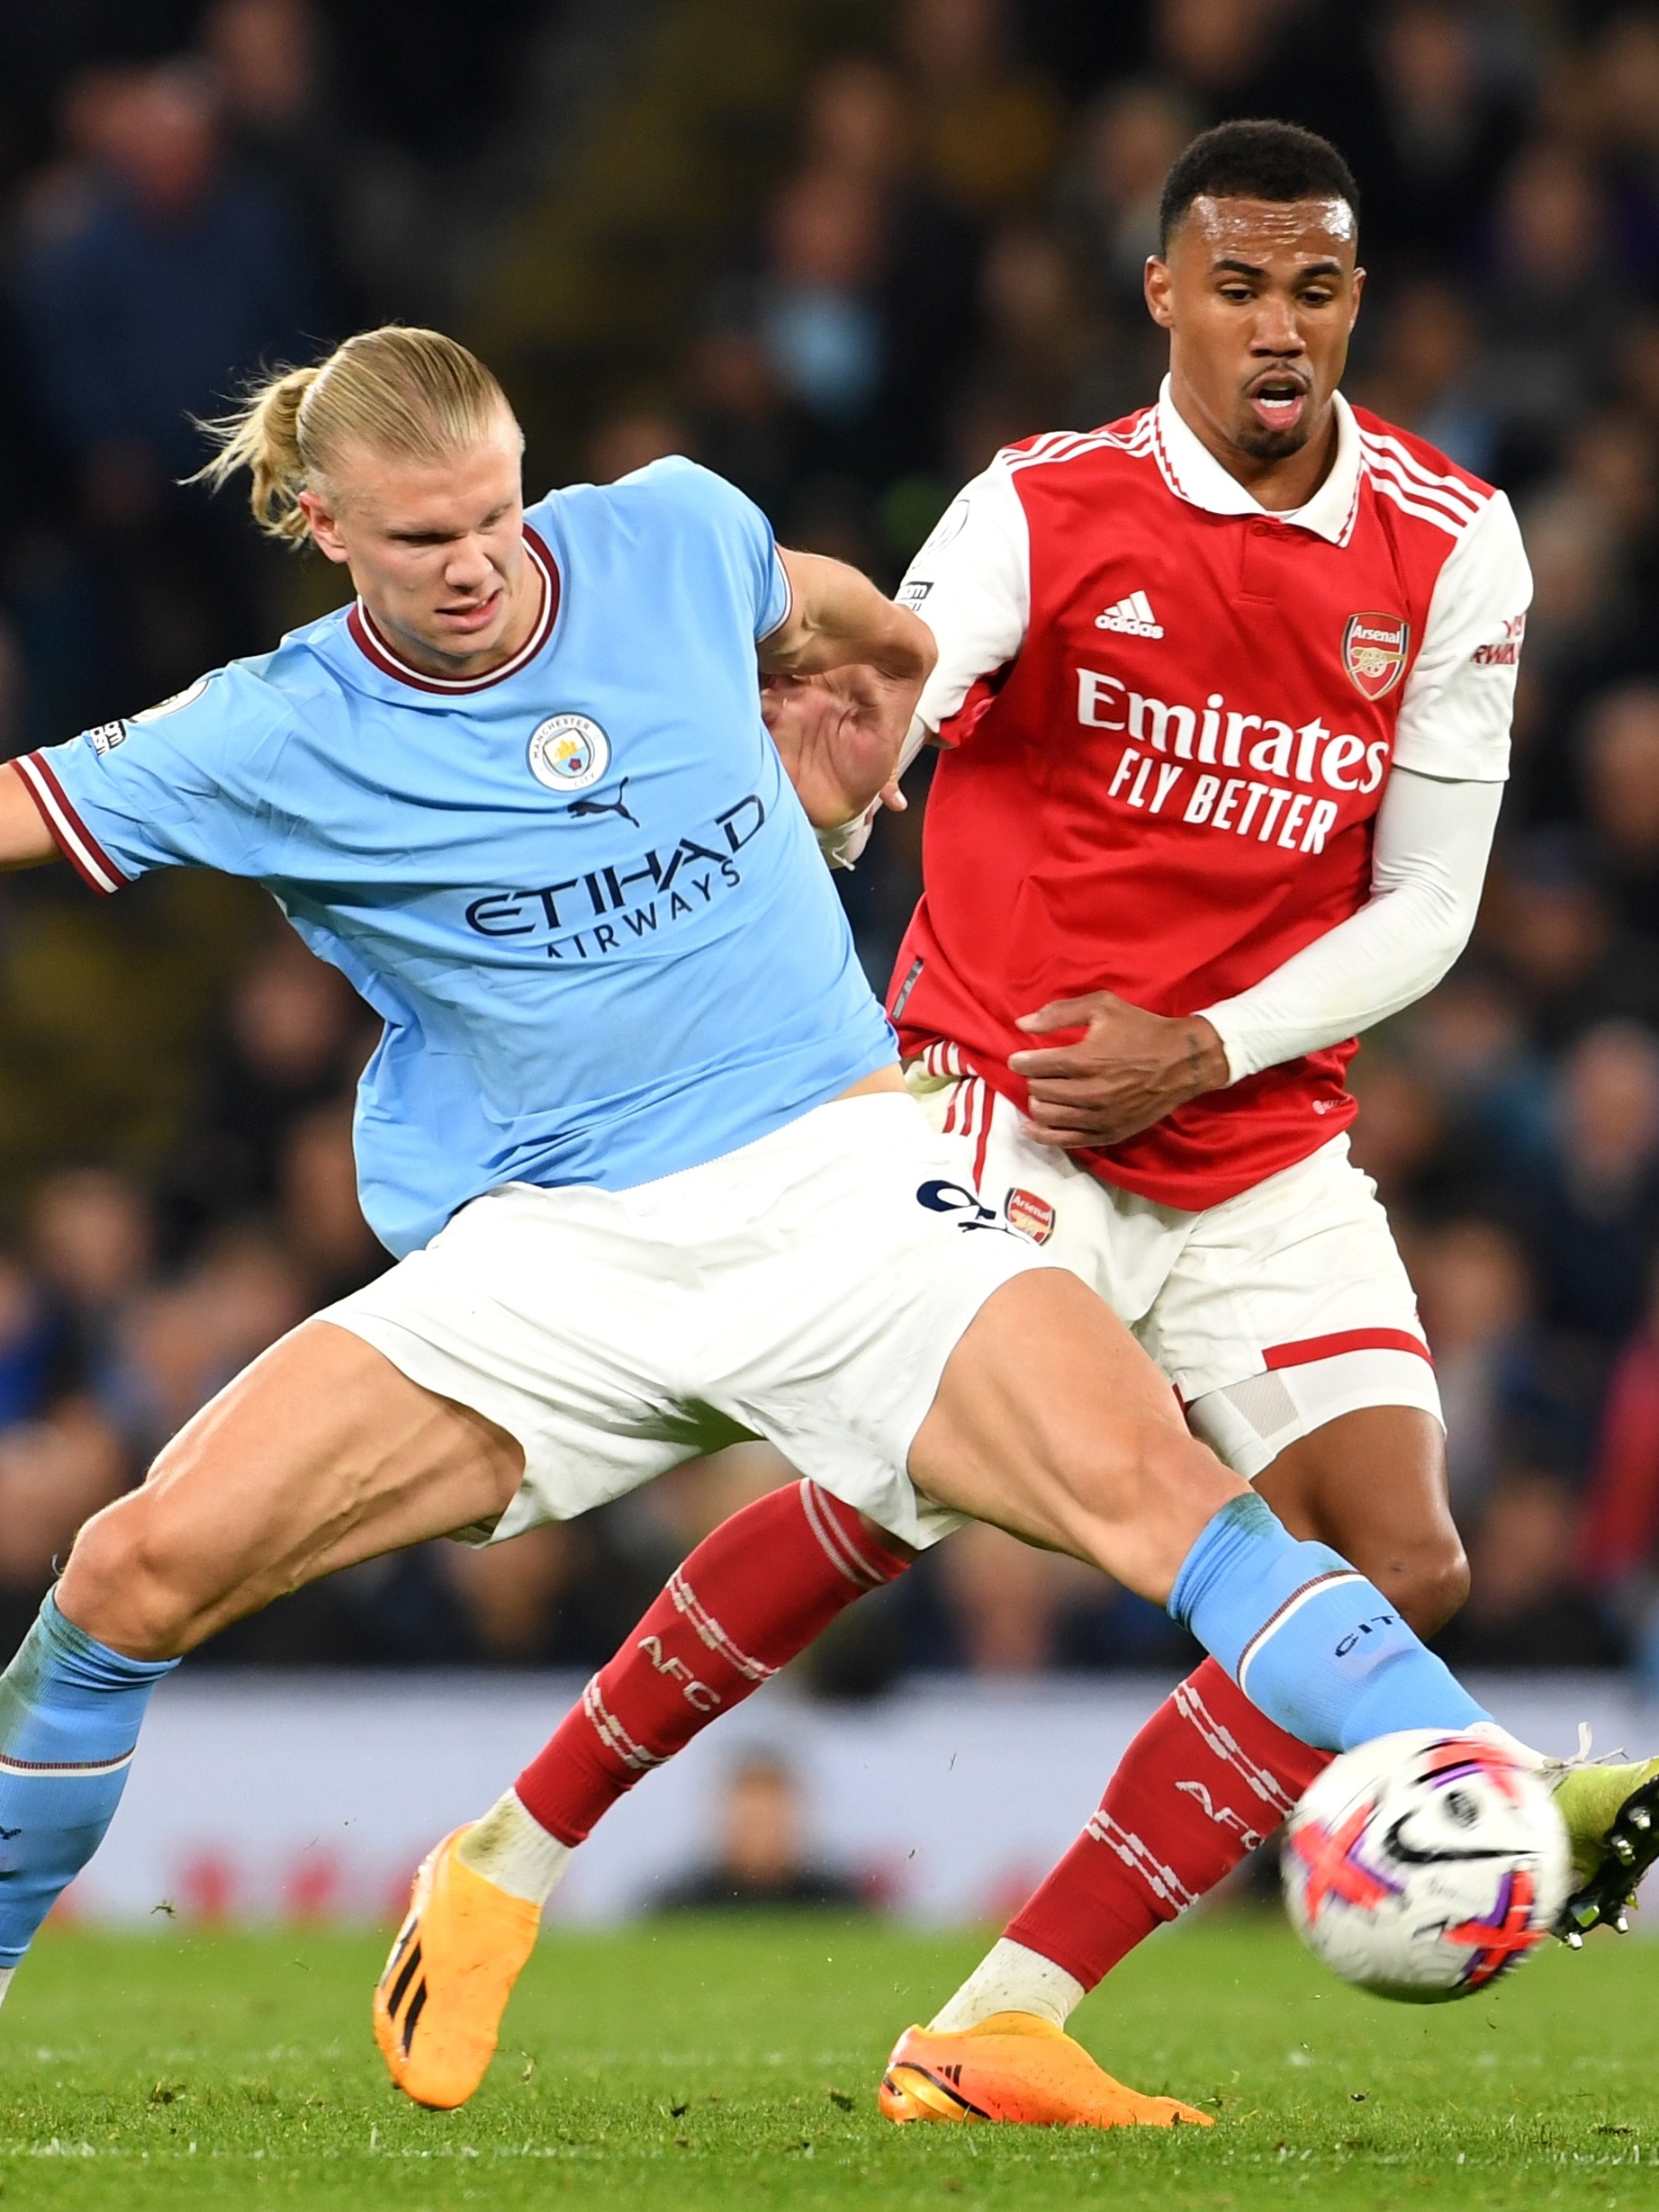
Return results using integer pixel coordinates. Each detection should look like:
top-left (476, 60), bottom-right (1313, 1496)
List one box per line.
top-left (1349, 405), bottom-right (1501, 537)
top-left (117, 635), bottom-right (335, 771)
top-left (1351, 409), bottom-right (1529, 624)
top-left (532, 457), bottom-right (762, 537)
top-left (996, 409), bottom-right (1159, 487)
top-left (243, 617), bottom-right (358, 719)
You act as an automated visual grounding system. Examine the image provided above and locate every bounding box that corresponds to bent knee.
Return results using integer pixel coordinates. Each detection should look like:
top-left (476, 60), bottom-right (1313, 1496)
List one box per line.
top-left (1374, 1539), bottom-right (1470, 1640)
top-left (57, 1496), bottom-right (197, 1661)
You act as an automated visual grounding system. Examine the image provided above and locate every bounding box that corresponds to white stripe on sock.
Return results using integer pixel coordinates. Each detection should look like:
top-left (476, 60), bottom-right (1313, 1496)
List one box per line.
top-left (1236, 1570), bottom-right (1365, 1701)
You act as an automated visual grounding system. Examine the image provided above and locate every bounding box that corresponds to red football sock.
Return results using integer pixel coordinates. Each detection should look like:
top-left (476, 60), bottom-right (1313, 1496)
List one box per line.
top-left (1005, 1657), bottom-right (1333, 1989)
top-left (516, 1479), bottom-right (910, 1845)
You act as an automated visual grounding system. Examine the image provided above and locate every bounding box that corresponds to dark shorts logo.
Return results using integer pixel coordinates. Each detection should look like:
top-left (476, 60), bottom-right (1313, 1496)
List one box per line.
top-left (1343, 613), bottom-right (1409, 701)
top-left (915, 1178), bottom-right (1013, 1234)
top-left (1005, 1187), bottom-right (1056, 1245)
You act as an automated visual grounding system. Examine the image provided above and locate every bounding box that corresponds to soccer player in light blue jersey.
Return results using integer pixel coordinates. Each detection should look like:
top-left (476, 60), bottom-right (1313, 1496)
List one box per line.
top-left (0, 327), bottom-right (1537, 2112)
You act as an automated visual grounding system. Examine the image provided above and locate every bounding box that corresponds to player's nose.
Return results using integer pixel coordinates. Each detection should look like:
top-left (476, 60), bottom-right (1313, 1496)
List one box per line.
top-left (1249, 297), bottom-right (1305, 353)
top-left (442, 537), bottom-right (495, 590)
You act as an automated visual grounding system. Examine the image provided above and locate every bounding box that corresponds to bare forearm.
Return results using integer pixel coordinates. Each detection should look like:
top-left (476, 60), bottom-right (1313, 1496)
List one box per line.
top-left (762, 550), bottom-right (935, 685)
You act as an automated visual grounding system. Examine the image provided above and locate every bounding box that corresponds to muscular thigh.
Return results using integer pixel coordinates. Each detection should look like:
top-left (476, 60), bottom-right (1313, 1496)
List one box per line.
top-left (59, 1318), bottom-right (525, 1655)
top-left (909, 1269), bottom-right (1243, 1603)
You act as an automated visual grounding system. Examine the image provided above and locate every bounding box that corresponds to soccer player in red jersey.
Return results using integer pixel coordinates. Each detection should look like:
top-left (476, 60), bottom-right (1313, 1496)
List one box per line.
top-left (872, 114), bottom-right (1541, 2117)
top-left (407, 122), bottom-right (1659, 2124)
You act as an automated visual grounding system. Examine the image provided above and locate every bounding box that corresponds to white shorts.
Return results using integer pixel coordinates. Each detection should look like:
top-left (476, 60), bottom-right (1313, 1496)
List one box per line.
top-left (323, 1093), bottom-right (1057, 1551)
top-left (911, 1066), bottom-right (1441, 1480)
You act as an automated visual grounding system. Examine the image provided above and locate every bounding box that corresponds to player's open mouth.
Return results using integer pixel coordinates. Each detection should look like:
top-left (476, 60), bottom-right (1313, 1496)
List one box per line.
top-left (1247, 378), bottom-right (1308, 433)
top-left (437, 591), bottom-right (503, 634)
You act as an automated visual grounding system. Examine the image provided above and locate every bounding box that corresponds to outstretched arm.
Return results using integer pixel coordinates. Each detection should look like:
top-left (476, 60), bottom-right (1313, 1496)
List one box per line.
top-left (758, 549), bottom-right (936, 833)
top-left (0, 762), bottom-right (66, 870)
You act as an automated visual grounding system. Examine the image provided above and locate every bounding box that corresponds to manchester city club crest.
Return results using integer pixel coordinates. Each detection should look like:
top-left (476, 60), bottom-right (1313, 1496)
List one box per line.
top-left (1342, 612), bottom-right (1410, 701)
top-left (527, 713), bottom-right (611, 792)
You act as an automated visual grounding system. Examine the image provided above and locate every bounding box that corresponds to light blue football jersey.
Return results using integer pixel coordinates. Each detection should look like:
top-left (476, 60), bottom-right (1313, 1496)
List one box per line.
top-left (22, 460), bottom-right (897, 1256)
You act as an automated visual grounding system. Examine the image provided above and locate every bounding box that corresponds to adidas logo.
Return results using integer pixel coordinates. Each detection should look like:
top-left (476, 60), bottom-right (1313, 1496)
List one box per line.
top-left (1095, 589), bottom-right (1163, 639)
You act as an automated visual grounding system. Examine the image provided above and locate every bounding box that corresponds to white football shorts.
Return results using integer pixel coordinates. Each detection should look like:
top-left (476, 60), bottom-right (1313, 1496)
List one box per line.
top-left (910, 1058), bottom-right (1442, 1480)
top-left (322, 1093), bottom-right (1059, 1551)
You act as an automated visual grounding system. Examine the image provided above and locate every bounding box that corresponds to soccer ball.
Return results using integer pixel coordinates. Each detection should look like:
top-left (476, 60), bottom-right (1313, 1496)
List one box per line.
top-left (1281, 1730), bottom-right (1571, 2003)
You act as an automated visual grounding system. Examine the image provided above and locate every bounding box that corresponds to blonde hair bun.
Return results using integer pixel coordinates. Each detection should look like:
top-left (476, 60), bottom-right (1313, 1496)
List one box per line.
top-left (192, 327), bottom-right (514, 542)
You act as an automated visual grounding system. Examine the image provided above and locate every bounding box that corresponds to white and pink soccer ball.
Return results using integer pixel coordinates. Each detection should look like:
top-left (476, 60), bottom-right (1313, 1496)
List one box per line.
top-left (1281, 1729), bottom-right (1571, 2002)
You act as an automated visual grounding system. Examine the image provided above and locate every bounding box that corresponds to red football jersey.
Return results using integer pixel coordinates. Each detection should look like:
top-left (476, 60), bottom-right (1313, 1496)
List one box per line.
top-left (888, 384), bottom-right (1529, 1210)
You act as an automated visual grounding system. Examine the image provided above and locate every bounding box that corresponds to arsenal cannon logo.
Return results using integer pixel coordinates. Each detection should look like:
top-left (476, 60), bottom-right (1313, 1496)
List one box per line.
top-left (1342, 613), bottom-right (1410, 701)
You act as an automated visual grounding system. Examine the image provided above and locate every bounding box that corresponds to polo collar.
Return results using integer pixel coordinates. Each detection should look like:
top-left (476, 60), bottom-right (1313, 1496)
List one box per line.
top-left (1151, 375), bottom-right (1361, 544)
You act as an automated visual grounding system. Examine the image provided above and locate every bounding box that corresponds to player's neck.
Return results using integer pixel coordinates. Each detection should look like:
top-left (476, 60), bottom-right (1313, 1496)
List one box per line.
top-left (1167, 377), bottom-right (1340, 515)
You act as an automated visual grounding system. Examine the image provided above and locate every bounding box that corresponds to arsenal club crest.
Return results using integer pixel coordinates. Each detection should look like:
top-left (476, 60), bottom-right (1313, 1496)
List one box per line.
top-left (1342, 613), bottom-right (1410, 701)
top-left (1005, 1188), bottom-right (1057, 1245)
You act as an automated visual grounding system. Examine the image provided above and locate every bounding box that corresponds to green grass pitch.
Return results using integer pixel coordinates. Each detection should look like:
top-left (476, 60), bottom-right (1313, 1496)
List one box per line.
top-left (0, 1913), bottom-right (1654, 2208)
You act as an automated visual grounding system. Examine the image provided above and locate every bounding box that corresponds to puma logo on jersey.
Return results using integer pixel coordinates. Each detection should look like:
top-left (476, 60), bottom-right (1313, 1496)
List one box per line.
top-left (1095, 590), bottom-right (1164, 639)
top-left (566, 778), bottom-right (639, 828)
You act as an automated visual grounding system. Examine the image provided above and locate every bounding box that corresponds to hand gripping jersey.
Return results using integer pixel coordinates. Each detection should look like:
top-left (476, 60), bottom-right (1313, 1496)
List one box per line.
top-left (18, 460), bottom-right (895, 1256)
top-left (888, 381), bottom-right (1530, 1210)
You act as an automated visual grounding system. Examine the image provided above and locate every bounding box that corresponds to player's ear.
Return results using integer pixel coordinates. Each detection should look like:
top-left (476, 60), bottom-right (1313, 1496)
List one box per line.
top-left (1144, 256), bottom-right (1175, 330)
top-left (297, 489), bottom-right (350, 565)
top-left (1348, 265), bottom-right (1366, 329)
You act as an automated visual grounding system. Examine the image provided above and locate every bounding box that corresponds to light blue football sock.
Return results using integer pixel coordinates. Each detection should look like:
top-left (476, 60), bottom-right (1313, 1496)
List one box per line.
top-left (0, 1592), bottom-right (176, 1965)
top-left (1168, 1492), bottom-right (1489, 1753)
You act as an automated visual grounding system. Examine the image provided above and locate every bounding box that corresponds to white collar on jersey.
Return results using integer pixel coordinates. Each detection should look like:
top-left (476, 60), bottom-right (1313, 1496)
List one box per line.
top-left (1152, 375), bottom-right (1362, 544)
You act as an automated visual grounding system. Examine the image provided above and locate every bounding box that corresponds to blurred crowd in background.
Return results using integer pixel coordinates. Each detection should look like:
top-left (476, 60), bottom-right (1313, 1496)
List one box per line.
top-left (1, 0), bottom-right (1659, 1690)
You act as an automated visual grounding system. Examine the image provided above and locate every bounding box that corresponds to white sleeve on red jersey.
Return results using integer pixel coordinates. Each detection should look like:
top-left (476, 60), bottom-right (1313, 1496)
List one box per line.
top-left (1196, 765), bottom-right (1502, 1083)
top-left (1389, 489), bottom-right (1531, 783)
top-left (816, 459), bottom-right (1031, 868)
top-left (904, 458), bottom-right (1032, 740)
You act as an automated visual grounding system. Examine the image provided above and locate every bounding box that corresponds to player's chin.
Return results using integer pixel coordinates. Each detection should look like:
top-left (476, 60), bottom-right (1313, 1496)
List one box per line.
top-left (1231, 418), bottom-right (1312, 463)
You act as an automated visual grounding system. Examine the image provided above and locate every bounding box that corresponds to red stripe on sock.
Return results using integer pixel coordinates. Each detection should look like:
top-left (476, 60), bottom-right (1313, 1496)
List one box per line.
top-left (515, 1480), bottom-right (909, 1845)
top-left (1004, 1658), bottom-right (1331, 1991)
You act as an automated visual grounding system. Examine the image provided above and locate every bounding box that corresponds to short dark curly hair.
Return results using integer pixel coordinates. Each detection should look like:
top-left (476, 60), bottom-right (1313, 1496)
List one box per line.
top-left (1159, 120), bottom-right (1359, 252)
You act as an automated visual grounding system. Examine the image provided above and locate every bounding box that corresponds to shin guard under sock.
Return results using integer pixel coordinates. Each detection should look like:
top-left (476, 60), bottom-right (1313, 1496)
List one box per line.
top-left (0, 1592), bottom-right (177, 1965)
top-left (1003, 1658), bottom-right (1332, 1992)
top-left (1168, 1493), bottom-right (1488, 1752)
top-left (516, 1479), bottom-right (909, 1845)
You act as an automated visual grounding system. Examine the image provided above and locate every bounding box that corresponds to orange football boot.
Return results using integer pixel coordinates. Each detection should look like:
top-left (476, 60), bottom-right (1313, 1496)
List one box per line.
top-left (879, 2011), bottom-right (1213, 2128)
top-left (374, 1825), bottom-right (542, 2109)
